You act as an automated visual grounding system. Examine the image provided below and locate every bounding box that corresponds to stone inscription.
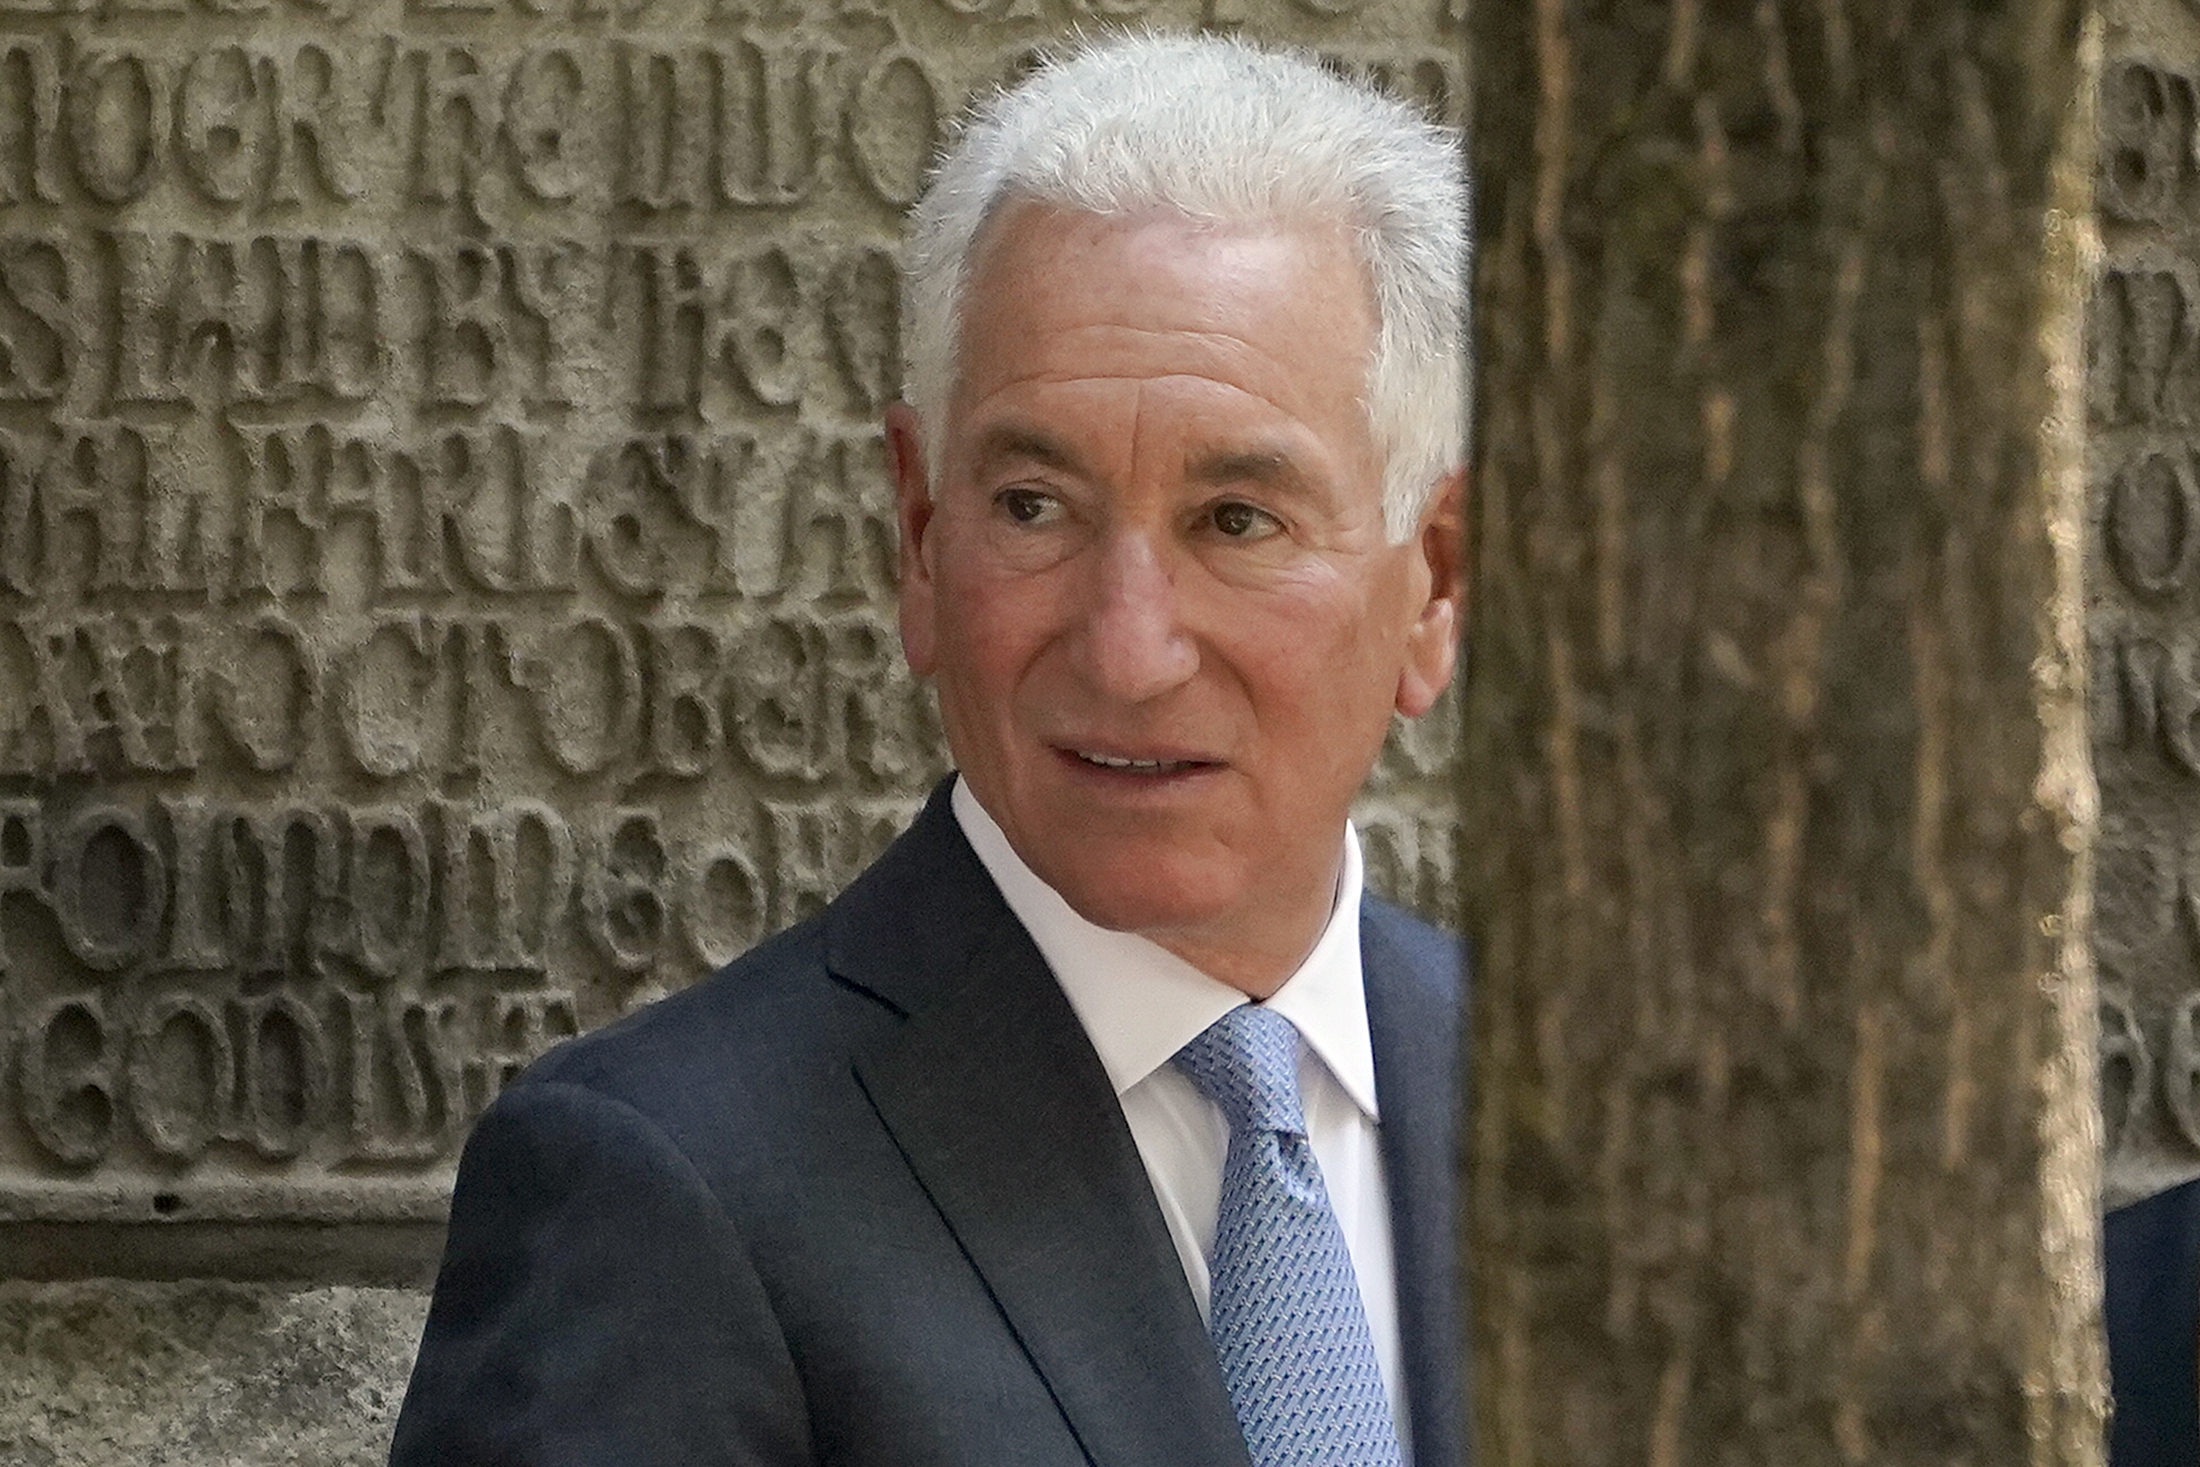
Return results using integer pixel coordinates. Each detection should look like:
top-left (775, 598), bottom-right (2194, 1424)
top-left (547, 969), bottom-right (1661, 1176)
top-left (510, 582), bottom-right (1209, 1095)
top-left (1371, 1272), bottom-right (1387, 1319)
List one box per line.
top-left (0, 0), bottom-right (1466, 1235)
top-left (2090, 52), bottom-right (2200, 1205)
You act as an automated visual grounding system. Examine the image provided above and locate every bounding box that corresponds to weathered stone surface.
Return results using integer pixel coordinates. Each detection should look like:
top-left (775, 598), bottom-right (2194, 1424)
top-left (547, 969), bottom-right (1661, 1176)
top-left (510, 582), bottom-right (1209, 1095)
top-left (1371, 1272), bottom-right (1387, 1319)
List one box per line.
top-left (2087, 0), bottom-right (2200, 1209)
top-left (0, 0), bottom-right (1464, 1268)
top-left (0, 0), bottom-right (1466, 1460)
top-left (0, 1281), bottom-right (427, 1466)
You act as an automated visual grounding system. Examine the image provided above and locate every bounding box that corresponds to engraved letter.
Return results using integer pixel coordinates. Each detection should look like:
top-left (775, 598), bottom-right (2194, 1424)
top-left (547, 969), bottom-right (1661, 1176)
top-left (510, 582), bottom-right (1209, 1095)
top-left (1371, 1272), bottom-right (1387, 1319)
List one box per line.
top-left (52, 803), bottom-right (166, 972)
top-left (20, 996), bottom-right (119, 1166)
top-left (2107, 448), bottom-right (2200, 600)
top-left (67, 49), bottom-right (165, 204)
top-left (0, 798), bottom-right (44, 973)
top-left (127, 995), bottom-right (234, 1162)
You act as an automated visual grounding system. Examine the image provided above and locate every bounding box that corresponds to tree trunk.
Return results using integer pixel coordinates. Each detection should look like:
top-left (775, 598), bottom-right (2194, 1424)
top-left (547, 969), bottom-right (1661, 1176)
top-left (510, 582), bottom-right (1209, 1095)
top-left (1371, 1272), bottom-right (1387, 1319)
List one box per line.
top-left (1462, 4), bottom-right (2106, 1464)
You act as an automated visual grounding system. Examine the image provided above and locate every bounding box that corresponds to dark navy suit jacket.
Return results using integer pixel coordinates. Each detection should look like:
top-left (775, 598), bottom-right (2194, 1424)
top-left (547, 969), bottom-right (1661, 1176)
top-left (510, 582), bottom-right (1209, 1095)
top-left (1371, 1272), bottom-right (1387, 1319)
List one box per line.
top-left (2108, 1177), bottom-right (2200, 1466)
top-left (389, 781), bottom-right (1466, 1466)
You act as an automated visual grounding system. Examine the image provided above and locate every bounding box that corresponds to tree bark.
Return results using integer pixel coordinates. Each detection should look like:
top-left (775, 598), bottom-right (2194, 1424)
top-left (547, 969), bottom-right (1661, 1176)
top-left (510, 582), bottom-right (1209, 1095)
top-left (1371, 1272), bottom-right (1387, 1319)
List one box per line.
top-left (1462, 4), bottom-right (2106, 1464)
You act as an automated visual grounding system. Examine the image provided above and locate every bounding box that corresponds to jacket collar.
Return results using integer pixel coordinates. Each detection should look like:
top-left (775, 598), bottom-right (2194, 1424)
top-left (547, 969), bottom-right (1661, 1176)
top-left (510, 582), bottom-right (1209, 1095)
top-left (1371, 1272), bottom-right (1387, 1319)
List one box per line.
top-left (833, 782), bottom-right (1254, 1467)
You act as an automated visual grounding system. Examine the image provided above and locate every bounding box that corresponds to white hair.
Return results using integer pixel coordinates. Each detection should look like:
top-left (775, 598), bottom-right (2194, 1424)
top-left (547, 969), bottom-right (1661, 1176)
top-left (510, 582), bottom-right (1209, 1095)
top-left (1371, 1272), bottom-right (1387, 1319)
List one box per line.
top-left (901, 32), bottom-right (1468, 542)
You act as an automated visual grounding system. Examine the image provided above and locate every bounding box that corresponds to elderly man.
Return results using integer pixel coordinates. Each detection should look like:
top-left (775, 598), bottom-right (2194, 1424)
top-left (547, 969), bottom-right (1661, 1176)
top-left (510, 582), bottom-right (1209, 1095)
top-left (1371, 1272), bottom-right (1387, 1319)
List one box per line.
top-left (390, 32), bottom-right (1468, 1467)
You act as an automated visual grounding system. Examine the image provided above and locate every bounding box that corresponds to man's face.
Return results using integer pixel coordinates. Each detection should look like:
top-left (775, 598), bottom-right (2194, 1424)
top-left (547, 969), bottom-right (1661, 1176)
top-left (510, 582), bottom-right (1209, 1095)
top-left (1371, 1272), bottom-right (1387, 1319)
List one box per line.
top-left (889, 204), bottom-right (1462, 994)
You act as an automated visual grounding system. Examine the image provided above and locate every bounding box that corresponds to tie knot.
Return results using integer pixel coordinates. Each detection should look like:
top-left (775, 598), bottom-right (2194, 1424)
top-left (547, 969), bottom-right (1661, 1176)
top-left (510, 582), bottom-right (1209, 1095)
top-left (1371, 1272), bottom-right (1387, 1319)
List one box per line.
top-left (1172, 1004), bottom-right (1306, 1137)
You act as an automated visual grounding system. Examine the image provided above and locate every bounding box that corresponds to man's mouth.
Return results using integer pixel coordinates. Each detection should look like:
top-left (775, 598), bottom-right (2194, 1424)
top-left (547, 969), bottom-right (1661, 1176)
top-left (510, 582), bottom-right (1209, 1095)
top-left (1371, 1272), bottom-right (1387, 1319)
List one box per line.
top-left (1068, 749), bottom-right (1212, 774)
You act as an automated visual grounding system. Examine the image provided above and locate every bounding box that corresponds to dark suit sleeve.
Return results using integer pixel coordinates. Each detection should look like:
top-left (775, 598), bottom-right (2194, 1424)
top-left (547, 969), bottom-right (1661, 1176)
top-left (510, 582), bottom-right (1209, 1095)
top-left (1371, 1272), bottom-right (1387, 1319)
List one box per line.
top-left (389, 1080), bottom-right (814, 1467)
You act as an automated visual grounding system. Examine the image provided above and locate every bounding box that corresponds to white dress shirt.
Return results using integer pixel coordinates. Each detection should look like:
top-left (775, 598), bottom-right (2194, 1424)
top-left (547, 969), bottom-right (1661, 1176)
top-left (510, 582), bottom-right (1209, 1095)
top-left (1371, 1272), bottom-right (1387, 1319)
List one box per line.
top-left (950, 780), bottom-right (1409, 1446)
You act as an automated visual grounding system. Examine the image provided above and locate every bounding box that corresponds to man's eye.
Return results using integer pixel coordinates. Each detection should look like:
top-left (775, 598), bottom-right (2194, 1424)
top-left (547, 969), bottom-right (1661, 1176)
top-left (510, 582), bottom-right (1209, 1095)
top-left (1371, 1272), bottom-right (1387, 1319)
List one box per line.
top-left (997, 487), bottom-right (1060, 524)
top-left (1210, 501), bottom-right (1280, 539)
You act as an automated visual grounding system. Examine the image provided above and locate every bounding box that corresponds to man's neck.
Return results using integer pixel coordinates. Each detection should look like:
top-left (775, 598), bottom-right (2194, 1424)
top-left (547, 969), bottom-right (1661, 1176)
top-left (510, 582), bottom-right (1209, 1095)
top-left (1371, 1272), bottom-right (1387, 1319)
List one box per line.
top-left (948, 777), bottom-right (1358, 998)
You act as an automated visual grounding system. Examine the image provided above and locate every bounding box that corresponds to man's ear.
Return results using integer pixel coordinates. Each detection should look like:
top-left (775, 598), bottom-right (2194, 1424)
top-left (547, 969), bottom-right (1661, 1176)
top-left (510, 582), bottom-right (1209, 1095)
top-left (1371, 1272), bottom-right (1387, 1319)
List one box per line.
top-left (1395, 468), bottom-right (1467, 719)
top-left (887, 403), bottom-right (939, 677)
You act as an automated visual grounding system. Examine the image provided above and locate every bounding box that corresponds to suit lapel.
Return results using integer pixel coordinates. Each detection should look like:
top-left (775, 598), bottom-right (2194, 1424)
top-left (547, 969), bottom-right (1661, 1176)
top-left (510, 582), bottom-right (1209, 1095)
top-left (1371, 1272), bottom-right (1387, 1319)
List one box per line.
top-left (1364, 905), bottom-right (1469, 1467)
top-left (835, 787), bottom-right (1251, 1467)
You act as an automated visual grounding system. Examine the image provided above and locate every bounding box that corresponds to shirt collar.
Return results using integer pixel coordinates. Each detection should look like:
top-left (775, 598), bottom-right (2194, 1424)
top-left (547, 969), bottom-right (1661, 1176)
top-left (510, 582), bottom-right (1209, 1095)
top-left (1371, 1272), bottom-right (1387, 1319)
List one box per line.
top-left (951, 777), bottom-right (1380, 1120)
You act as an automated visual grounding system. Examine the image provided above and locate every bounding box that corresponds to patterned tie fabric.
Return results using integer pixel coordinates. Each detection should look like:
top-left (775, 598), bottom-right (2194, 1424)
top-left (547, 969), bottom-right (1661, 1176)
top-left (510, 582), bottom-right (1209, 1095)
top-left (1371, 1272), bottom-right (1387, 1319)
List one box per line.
top-left (1173, 1004), bottom-right (1404, 1467)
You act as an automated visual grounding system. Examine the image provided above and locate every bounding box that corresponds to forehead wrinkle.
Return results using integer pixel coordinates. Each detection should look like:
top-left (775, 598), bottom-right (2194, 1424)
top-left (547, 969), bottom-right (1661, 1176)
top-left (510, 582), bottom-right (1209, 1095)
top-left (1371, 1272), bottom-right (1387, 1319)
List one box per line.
top-left (1128, 377), bottom-right (1154, 496)
top-left (976, 374), bottom-right (1346, 507)
top-left (1027, 322), bottom-right (1288, 375)
top-left (1002, 331), bottom-right (1372, 456)
top-left (995, 367), bottom-right (1316, 434)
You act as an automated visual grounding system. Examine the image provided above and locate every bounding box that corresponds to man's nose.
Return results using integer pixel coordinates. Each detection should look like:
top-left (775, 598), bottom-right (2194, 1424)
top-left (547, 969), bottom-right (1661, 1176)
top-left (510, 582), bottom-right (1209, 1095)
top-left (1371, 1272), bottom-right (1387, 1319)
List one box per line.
top-left (1072, 529), bottom-right (1199, 703)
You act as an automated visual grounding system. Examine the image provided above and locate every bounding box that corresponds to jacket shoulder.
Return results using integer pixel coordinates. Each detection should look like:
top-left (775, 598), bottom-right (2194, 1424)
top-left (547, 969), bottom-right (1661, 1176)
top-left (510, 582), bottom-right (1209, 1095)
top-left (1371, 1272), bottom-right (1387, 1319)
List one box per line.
top-left (504, 781), bottom-right (990, 1139)
top-left (1360, 893), bottom-right (1465, 996)
top-left (512, 911), bottom-right (883, 1147)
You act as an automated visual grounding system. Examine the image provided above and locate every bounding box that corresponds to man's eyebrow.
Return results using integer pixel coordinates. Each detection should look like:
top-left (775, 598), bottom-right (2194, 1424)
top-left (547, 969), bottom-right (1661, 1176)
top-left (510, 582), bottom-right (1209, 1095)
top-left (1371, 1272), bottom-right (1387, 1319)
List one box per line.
top-left (972, 426), bottom-right (1083, 475)
top-left (1189, 448), bottom-right (1313, 494)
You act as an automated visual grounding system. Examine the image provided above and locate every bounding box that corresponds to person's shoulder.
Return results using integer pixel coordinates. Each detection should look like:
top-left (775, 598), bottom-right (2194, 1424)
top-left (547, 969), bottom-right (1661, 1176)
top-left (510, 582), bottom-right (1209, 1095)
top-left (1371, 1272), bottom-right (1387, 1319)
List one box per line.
top-left (2106, 1176), bottom-right (2200, 1465)
top-left (2111, 1173), bottom-right (2200, 1231)
top-left (561, 913), bottom-right (822, 1044)
top-left (508, 911), bottom-right (870, 1132)
top-left (2107, 1174), bottom-right (2200, 1333)
top-left (514, 783), bottom-right (973, 1106)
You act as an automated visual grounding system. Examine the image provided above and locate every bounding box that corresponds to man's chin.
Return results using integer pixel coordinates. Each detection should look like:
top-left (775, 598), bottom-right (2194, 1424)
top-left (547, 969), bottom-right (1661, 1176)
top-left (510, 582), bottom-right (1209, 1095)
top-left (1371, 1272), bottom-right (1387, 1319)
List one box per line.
top-left (1043, 857), bottom-right (1241, 944)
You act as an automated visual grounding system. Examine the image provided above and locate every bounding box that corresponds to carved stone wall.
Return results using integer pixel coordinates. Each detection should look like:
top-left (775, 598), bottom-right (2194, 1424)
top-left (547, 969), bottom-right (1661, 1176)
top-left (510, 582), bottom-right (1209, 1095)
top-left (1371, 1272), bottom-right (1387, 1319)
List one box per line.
top-left (2092, 0), bottom-right (2200, 1210)
top-left (0, 0), bottom-right (1467, 1460)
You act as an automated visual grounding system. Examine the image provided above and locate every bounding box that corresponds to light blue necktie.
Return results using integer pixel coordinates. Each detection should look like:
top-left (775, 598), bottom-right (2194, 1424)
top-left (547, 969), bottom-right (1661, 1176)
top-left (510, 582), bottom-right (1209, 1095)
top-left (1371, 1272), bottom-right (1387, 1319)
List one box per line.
top-left (1173, 1004), bottom-right (1404, 1467)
